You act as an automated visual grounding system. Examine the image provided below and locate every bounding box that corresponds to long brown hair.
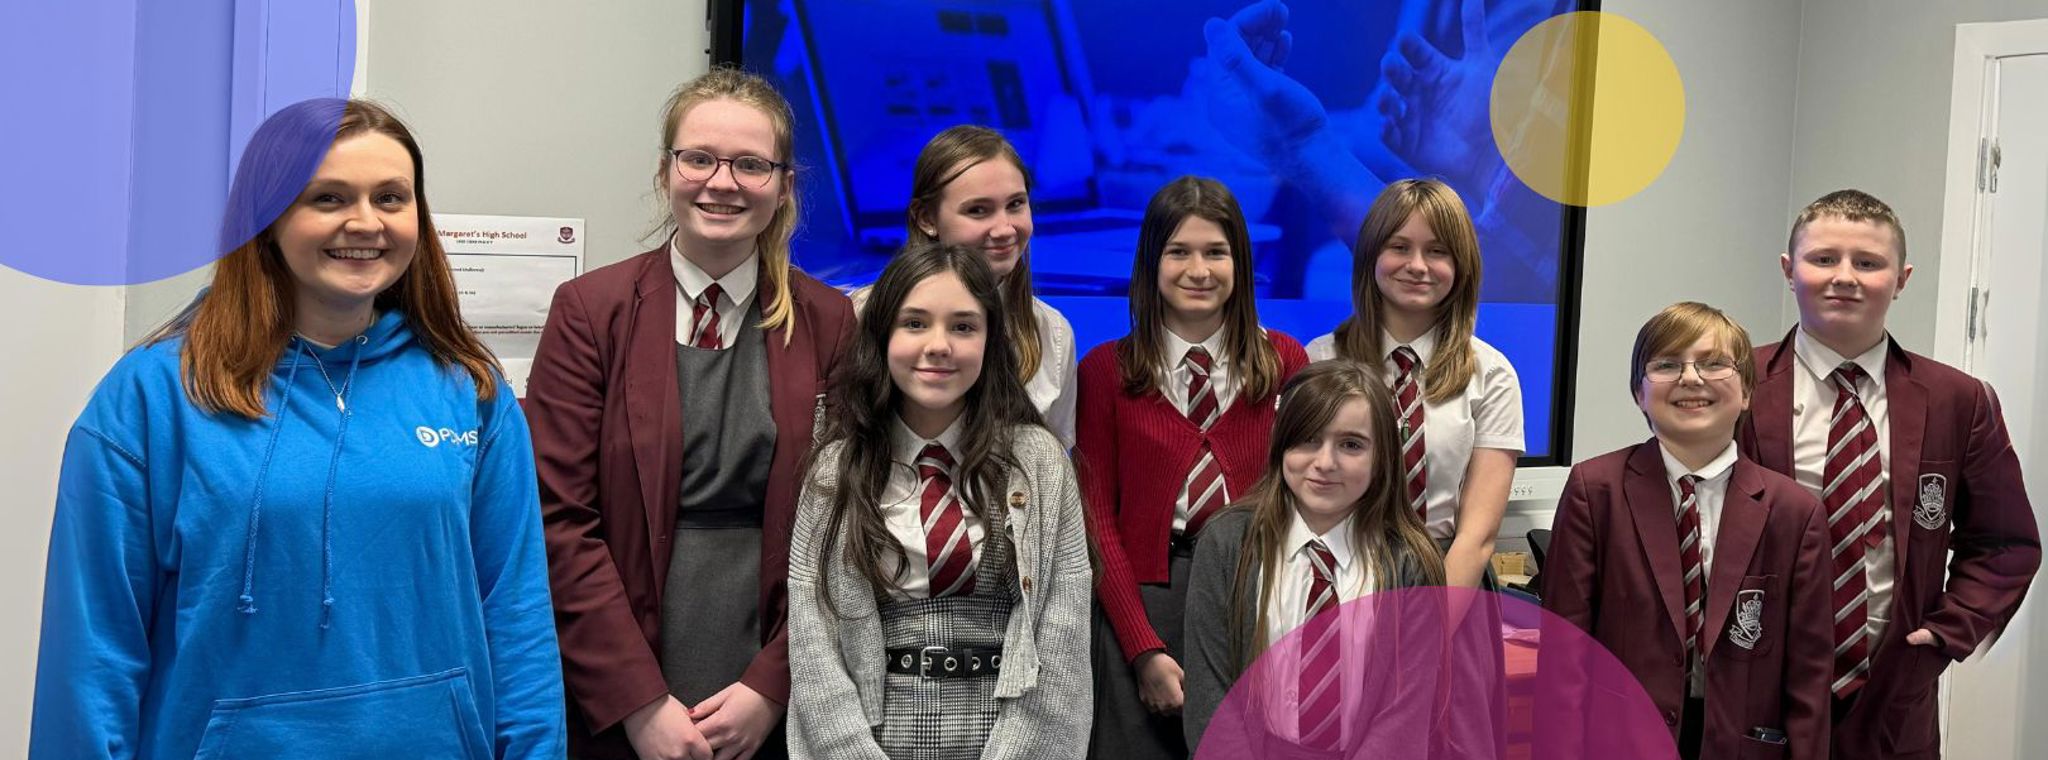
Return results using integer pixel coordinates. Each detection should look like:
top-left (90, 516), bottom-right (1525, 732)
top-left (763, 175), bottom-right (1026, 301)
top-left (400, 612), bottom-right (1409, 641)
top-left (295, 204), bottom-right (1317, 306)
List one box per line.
top-left (653, 66), bottom-right (802, 341)
top-left (1117, 176), bottom-right (1281, 401)
top-left (811, 241), bottom-right (1045, 612)
top-left (148, 99), bottom-right (499, 419)
top-left (1330, 178), bottom-right (1482, 405)
top-left (906, 125), bottom-right (1044, 380)
top-left (1223, 360), bottom-right (1445, 667)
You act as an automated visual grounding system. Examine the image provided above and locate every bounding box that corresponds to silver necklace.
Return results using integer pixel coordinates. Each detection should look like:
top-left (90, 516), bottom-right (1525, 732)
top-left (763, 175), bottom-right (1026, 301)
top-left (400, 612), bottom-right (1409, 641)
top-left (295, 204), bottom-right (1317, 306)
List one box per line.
top-left (299, 341), bottom-right (349, 412)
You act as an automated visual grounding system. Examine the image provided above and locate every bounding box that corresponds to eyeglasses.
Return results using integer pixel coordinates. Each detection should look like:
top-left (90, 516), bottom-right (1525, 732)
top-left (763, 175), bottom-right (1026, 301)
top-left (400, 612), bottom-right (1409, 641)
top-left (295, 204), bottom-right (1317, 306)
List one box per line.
top-left (1644, 358), bottom-right (1739, 383)
top-left (668, 149), bottom-right (787, 188)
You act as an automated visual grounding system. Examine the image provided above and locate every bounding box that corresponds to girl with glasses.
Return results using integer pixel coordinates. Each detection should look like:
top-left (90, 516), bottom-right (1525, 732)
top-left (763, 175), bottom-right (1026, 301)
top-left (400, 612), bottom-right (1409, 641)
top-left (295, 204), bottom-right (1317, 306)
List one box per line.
top-left (527, 67), bottom-right (855, 760)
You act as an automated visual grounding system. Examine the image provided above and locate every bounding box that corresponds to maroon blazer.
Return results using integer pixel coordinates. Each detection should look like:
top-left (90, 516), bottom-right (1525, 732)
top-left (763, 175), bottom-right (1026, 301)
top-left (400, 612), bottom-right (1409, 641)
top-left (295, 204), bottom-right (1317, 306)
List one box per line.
top-left (1737, 329), bottom-right (2040, 759)
top-left (525, 247), bottom-right (854, 757)
top-left (1541, 441), bottom-right (1833, 760)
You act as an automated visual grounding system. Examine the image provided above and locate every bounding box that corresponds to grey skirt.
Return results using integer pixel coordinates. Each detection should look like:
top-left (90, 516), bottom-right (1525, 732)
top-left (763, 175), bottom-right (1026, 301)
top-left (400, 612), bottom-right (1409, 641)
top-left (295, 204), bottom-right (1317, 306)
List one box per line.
top-left (1089, 547), bottom-right (1194, 759)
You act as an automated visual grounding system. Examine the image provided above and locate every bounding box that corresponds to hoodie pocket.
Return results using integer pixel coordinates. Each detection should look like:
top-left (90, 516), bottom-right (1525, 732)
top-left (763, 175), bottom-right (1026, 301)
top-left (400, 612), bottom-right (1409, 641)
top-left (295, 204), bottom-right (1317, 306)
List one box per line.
top-left (192, 668), bottom-right (490, 760)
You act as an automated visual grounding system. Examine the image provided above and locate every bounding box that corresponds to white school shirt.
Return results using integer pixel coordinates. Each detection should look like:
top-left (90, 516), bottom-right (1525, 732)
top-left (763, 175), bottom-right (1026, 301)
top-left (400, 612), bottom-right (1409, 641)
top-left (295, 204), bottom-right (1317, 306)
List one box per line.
top-left (1659, 440), bottom-right (1737, 697)
top-left (669, 239), bottom-right (758, 348)
top-left (849, 286), bottom-right (1079, 447)
top-left (1307, 330), bottom-right (1526, 539)
top-left (1257, 511), bottom-right (1376, 745)
top-left (1789, 327), bottom-right (1896, 649)
top-left (877, 416), bottom-right (988, 601)
top-left (1166, 328), bottom-right (1236, 534)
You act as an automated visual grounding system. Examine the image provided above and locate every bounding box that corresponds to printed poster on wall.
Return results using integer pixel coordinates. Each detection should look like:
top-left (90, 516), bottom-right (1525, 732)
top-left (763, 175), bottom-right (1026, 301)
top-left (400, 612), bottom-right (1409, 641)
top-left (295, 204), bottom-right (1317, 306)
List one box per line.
top-left (434, 213), bottom-right (584, 396)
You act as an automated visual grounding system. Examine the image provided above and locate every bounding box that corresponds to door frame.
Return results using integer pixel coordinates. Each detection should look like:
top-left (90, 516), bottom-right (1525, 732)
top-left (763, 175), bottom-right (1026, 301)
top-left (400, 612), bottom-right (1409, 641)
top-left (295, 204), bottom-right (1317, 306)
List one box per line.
top-left (1932, 18), bottom-right (2048, 759)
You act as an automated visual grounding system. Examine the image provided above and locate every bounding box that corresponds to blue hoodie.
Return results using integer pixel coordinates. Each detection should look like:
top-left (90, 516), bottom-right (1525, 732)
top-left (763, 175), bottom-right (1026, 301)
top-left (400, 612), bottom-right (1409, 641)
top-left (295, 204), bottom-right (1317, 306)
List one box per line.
top-left (32, 310), bottom-right (565, 759)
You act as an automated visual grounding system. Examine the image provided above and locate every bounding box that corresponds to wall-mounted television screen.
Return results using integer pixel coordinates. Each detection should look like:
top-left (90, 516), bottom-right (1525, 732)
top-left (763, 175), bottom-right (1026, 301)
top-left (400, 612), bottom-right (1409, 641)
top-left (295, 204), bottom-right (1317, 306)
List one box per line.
top-left (714, 0), bottom-right (1588, 463)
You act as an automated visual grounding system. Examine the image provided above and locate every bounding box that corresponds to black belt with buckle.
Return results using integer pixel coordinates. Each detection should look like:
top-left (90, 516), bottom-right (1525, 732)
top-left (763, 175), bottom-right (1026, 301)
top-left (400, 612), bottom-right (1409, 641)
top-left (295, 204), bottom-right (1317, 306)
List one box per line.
top-left (885, 645), bottom-right (1004, 679)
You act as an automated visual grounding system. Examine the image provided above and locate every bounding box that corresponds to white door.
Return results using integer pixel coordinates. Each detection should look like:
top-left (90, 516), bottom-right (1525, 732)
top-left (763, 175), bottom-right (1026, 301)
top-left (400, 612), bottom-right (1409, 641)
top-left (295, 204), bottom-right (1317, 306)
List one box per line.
top-left (1935, 22), bottom-right (2048, 759)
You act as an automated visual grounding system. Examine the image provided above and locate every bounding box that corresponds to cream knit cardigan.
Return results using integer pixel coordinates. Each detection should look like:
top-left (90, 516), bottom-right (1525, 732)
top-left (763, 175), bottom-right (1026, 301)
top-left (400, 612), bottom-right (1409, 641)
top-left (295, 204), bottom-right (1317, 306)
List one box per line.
top-left (787, 424), bottom-right (1094, 759)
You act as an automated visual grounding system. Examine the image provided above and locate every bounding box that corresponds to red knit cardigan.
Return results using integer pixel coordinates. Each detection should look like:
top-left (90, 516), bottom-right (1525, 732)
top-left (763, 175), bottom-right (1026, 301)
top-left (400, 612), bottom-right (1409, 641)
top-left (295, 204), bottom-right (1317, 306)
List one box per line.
top-left (1074, 330), bottom-right (1310, 663)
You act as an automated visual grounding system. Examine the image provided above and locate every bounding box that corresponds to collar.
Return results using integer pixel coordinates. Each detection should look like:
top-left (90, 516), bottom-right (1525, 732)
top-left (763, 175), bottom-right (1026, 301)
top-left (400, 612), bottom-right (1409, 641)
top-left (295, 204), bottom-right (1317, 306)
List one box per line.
top-left (669, 236), bottom-right (760, 307)
top-left (1166, 327), bottom-right (1227, 368)
top-left (1380, 326), bottom-right (1438, 364)
top-left (891, 413), bottom-right (967, 465)
top-left (1285, 510), bottom-right (1357, 571)
top-left (1658, 440), bottom-right (1739, 489)
top-left (1793, 327), bottom-right (1887, 392)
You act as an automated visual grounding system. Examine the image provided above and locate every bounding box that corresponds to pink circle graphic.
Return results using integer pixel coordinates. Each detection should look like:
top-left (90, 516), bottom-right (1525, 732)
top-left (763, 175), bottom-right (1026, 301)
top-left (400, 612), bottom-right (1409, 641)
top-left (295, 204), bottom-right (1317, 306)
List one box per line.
top-left (1191, 587), bottom-right (1680, 760)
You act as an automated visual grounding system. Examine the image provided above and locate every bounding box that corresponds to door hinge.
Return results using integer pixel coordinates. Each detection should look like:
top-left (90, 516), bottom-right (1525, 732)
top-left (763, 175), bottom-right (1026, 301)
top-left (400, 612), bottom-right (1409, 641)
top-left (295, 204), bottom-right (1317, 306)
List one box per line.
top-left (1988, 138), bottom-right (2002, 193)
top-left (1967, 286), bottom-right (1982, 342)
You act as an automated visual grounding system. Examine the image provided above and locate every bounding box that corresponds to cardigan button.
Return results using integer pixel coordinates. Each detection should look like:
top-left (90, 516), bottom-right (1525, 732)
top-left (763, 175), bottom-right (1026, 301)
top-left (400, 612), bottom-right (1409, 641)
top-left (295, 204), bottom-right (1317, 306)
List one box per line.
top-left (1010, 491), bottom-right (1027, 510)
top-left (1021, 577), bottom-right (1033, 593)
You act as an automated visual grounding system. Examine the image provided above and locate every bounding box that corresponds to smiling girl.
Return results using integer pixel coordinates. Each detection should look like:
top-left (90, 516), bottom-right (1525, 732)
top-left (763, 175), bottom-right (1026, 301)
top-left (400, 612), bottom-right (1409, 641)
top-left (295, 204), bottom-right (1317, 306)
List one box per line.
top-left (787, 242), bottom-right (1092, 759)
top-left (1179, 361), bottom-right (1446, 753)
top-left (526, 68), bottom-right (854, 760)
top-left (31, 99), bottom-right (563, 759)
top-left (1075, 176), bottom-right (1308, 759)
top-left (854, 126), bottom-right (1078, 445)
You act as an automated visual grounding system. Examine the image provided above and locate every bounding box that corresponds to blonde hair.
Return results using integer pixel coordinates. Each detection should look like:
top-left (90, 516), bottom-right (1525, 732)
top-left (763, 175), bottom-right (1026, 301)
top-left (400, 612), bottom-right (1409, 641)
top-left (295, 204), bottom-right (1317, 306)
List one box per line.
top-left (905, 125), bottom-right (1043, 379)
top-left (654, 66), bottom-right (801, 342)
top-left (1330, 179), bottom-right (1482, 405)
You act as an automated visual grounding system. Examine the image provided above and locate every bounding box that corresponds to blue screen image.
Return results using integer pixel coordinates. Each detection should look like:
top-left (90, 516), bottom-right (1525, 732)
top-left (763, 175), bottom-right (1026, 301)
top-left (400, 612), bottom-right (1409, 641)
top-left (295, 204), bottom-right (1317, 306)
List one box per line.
top-left (732, 0), bottom-right (1583, 460)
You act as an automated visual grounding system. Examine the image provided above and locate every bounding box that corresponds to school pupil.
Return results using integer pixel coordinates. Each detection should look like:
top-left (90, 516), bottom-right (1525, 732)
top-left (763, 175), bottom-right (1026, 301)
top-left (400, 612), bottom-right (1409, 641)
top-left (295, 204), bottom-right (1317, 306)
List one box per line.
top-left (30, 99), bottom-right (564, 759)
top-left (1740, 190), bottom-right (2039, 760)
top-left (1074, 176), bottom-right (1310, 759)
top-left (851, 125), bottom-right (1079, 445)
top-left (1541, 302), bottom-right (1832, 760)
top-left (1305, 178), bottom-right (1522, 589)
top-left (786, 242), bottom-right (1093, 759)
top-left (526, 68), bottom-right (854, 760)
top-left (1181, 361), bottom-right (1447, 754)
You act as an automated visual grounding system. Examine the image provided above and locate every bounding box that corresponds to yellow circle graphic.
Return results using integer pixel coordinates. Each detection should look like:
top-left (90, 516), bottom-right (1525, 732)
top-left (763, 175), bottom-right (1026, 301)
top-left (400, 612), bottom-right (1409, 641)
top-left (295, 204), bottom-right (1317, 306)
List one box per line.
top-left (1490, 11), bottom-right (1684, 207)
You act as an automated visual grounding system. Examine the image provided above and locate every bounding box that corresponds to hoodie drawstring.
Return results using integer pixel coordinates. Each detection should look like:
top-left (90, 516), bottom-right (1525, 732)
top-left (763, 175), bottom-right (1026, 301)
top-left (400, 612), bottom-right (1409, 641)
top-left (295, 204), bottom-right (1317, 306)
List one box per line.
top-left (239, 348), bottom-right (303, 614)
top-left (240, 335), bottom-right (366, 629)
top-left (316, 336), bottom-right (366, 629)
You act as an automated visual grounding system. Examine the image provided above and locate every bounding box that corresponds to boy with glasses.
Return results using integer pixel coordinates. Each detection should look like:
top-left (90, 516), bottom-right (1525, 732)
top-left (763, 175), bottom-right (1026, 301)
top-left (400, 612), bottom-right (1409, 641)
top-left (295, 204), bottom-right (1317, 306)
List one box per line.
top-left (1740, 190), bottom-right (2039, 759)
top-left (1544, 302), bottom-right (1833, 759)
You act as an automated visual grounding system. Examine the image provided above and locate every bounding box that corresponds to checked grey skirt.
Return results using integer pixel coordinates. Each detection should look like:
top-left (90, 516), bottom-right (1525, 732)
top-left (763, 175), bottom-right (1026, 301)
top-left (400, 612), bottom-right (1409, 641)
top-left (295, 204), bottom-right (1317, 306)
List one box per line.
top-left (872, 526), bottom-right (1018, 760)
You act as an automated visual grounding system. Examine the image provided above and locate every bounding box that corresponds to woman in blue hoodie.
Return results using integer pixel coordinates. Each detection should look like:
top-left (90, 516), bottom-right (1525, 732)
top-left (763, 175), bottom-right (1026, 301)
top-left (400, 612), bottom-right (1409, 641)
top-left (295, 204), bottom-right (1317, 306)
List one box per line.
top-left (30, 98), bottom-right (566, 759)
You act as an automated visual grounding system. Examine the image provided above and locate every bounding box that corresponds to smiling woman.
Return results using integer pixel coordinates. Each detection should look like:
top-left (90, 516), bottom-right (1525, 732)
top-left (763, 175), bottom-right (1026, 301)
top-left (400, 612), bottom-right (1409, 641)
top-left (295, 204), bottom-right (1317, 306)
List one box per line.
top-left (30, 98), bottom-right (566, 760)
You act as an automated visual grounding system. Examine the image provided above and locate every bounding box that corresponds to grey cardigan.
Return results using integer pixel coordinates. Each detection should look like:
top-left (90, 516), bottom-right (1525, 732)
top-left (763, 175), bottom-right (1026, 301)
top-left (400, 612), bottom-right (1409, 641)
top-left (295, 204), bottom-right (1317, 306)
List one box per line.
top-left (1181, 509), bottom-right (1435, 753)
top-left (787, 425), bottom-right (1094, 759)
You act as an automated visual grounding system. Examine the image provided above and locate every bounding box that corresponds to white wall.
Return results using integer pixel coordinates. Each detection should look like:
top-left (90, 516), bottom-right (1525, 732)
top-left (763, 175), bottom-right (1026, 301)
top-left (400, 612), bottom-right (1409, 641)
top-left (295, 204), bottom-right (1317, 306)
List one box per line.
top-left (1567, 0), bottom-right (1805, 462)
top-left (0, 270), bottom-right (126, 755)
top-left (1786, 0), bottom-right (2048, 352)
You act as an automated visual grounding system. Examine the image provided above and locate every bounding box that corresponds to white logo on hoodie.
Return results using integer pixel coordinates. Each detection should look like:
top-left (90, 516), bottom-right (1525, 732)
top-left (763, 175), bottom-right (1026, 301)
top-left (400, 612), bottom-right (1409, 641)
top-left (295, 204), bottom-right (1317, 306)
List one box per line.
top-left (415, 426), bottom-right (479, 448)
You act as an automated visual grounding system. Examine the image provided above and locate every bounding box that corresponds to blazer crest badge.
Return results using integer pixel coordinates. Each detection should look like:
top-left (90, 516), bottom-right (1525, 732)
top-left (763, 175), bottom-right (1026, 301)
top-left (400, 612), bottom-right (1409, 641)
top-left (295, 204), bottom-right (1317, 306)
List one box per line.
top-left (1915, 473), bottom-right (1948, 530)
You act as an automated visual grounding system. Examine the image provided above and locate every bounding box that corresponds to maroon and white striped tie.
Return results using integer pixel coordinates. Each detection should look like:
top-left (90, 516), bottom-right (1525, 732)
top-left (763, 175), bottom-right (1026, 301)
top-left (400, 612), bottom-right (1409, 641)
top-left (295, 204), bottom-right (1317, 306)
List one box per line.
top-left (1298, 540), bottom-right (1343, 750)
top-left (1391, 347), bottom-right (1429, 523)
top-left (1823, 364), bottom-right (1885, 697)
top-left (690, 283), bottom-right (724, 350)
top-left (1180, 347), bottom-right (1228, 536)
top-left (1676, 475), bottom-right (1706, 657)
top-left (917, 444), bottom-right (976, 597)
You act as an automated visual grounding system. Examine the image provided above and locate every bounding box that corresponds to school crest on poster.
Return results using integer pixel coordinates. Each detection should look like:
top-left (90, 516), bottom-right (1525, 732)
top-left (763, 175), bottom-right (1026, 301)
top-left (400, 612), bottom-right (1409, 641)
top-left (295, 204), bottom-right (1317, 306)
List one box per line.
top-left (1915, 473), bottom-right (1949, 530)
top-left (1728, 589), bottom-right (1764, 651)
